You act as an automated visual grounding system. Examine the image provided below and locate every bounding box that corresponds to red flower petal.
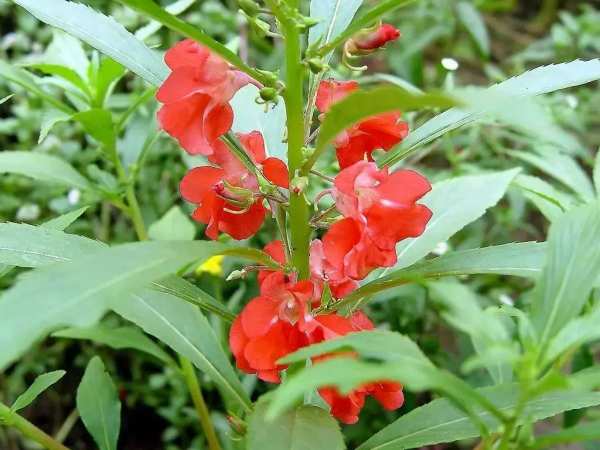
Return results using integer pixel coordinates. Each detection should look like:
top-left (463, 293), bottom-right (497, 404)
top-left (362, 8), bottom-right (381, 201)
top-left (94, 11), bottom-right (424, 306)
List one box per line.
top-left (262, 157), bottom-right (290, 188)
top-left (316, 80), bottom-right (359, 113)
top-left (180, 166), bottom-right (225, 204)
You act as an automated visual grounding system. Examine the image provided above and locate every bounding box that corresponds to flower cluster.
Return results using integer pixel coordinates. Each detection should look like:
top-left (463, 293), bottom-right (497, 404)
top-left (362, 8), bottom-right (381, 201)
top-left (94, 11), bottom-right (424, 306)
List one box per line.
top-left (159, 28), bottom-right (432, 424)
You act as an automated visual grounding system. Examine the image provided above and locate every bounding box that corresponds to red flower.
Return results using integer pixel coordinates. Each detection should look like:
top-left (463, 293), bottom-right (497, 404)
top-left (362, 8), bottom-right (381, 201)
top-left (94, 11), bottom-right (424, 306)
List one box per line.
top-left (308, 312), bottom-right (405, 424)
top-left (157, 39), bottom-right (255, 156)
top-left (228, 280), bottom-right (314, 383)
top-left (334, 160), bottom-right (432, 251)
top-left (180, 131), bottom-right (288, 240)
top-left (316, 80), bottom-right (408, 168)
top-left (350, 24), bottom-right (401, 52)
top-left (310, 239), bottom-right (358, 298)
top-left (257, 240), bottom-right (291, 290)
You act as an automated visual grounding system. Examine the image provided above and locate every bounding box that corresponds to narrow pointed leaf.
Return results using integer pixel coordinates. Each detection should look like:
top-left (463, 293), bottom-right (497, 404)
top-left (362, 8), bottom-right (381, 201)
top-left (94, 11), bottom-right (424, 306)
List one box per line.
top-left (11, 370), bottom-right (66, 412)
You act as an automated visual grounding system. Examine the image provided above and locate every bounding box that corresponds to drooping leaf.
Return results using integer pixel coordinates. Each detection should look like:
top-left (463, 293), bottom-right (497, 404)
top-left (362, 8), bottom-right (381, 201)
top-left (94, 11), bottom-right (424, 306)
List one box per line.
top-left (53, 325), bottom-right (174, 365)
top-left (248, 399), bottom-right (345, 450)
top-left (77, 357), bottom-right (121, 450)
top-left (308, 87), bottom-right (457, 169)
top-left (112, 290), bottom-right (252, 412)
top-left (380, 59), bottom-right (600, 165)
top-left (11, 0), bottom-right (168, 86)
top-left (456, 2), bottom-right (490, 57)
top-left (391, 169), bottom-right (520, 270)
top-left (0, 222), bottom-right (106, 268)
top-left (531, 203), bottom-right (600, 350)
top-left (308, 0), bottom-right (363, 47)
top-left (153, 275), bottom-right (235, 322)
top-left (0, 241), bottom-right (267, 369)
top-left (148, 206), bottom-right (196, 241)
top-left (358, 385), bottom-right (600, 450)
top-left (0, 150), bottom-right (90, 190)
top-left (11, 370), bottom-right (66, 412)
top-left (514, 174), bottom-right (576, 221)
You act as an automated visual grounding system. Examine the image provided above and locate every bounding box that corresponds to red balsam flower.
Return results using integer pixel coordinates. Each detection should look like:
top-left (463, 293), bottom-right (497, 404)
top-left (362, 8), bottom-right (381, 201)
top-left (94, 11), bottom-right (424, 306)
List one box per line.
top-left (229, 277), bottom-right (314, 383)
top-left (180, 131), bottom-right (288, 240)
top-left (157, 39), bottom-right (255, 156)
top-left (349, 24), bottom-right (401, 52)
top-left (308, 312), bottom-right (405, 424)
top-left (316, 80), bottom-right (409, 169)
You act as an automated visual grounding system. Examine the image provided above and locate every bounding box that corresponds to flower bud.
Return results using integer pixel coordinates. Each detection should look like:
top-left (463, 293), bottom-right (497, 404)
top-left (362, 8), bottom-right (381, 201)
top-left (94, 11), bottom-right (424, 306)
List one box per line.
top-left (259, 87), bottom-right (278, 102)
top-left (290, 176), bottom-right (309, 195)
top-left (345, 23), bottom-right (401, 59)
top-left (307, 57), bottom-right (326, 74)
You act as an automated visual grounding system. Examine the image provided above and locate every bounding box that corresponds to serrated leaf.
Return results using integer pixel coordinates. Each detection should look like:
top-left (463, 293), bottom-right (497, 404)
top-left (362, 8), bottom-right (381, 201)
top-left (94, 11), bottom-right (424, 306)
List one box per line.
top-left (53, 325), bottom-right (174, 365)
top-left (113, 290), bottom-right (252, 411)
top-left (0, 240), bottom-right (268, 369)
top-left (248, 399), bottom-right (345, 450)
top-left (0, 222), bottom-right (106, 267)
top-left (11, 370), bottom-right (66, 412)
top-left (148, 206), bottom-right (195, 241)
top-left (339, 242), bottom-right (545, 309)
top-left (380, 59), bottom-right (600, 166)
top-left (308, 0), bottom-right (363, 47)
top-left (310, 87), bottom-right (457, 167)
top-left (0, 150), bottom-right (90, 190)
top-left (11, 0), bottom-right (168, 86)
top-left (358, 385), bottom-right (600, 450)
top-left (392, 169), bottom-right (520, 270)
top-left (77, 357), bottom-right (121, 450)
top-left (532, 204), bottom-right (600, 350)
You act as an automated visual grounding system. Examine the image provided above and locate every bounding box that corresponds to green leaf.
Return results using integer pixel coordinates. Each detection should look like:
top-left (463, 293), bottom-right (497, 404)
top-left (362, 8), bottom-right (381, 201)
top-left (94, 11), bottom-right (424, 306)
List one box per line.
top-left (511, 147), bottom-right (594, 201)
top-left (153, 275), bottom-right (236, 322)
top-left (42, 207), bottom-right (89, 231)
top-left (456, 2), bottom-right (490, 57)
top-left (0, 150), bottom-right (90, 190)
top-left (248, 399), bottom-right (345, 450)
top-left (94, 58), bottom-right (126, 107)
top-left (148, 206), bottom-right (196, 241)
top-left (43, 30), bottom-right (90, 80)
top-left (0, 240), bottom-right (267, 369)
top-left (135, 0), bottom-right (196, 41)
top-left (531, 203), bottom-right (600, 350)
top-left (392, 169), bottom-right (520, 270)
top-left (39, 108), bottom-right (71, 144)
top-left (231, 85), bottom-right (287, 161)
top-left (11, 0), bottom-right (168, 86)
top-left (593, 148), bottom-right (600, 197)
top-left (428, 280), bottom-right (514, 383)
top-left (0, 94), bottom-right (14, 104)
top-left (380, 59), bottom-right (600, 166)
top-left (514, 174), bottom-right (575, 221)
top-left (73, 108), bottom-right (116, 150)
top-left (0, 59), bottom-right (74, 114)
top-left (358, 385), bottom-right (600, 450)
top-left (11, 370), bottom-right (66, 412)
top-left (532, 420), bottom-right (600, 449)
top-left (307, 87), bottom-right (458, 170)
top-left (545, 304), bottom-right (600, 364)
top-left (0, 222), bottom-right (106, 268)
top-left (27, 63), bottom-right (91, 98)
top-left (53, 325), bottom-right (174, 365)
top-left (308, 0), bottom-right (363, 47)
top-left (112, 290), bottom-right (252, 412)
top-left (338, 242), bottom-right (545, 310)
top-left (77, 357), bottom-right (121, 450)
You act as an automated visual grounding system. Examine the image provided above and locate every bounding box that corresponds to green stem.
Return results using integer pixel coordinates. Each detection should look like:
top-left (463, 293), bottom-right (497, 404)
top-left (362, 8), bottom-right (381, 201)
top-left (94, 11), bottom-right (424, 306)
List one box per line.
top-left (180, 358), bottom-right (222, 450)
top-left (276, 0), bottom-right (312, 279)
top-left (314, 0), bottom-right (419, 57)
top-left (0, 403), bottom-right (71, 450)
top-left (125, 185), bottom-right (148, 241)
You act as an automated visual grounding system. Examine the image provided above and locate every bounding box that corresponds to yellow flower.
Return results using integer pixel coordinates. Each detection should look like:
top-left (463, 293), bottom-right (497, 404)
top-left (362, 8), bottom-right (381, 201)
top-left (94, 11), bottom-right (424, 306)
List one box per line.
top-left (196, 255), bottom-right (225, 276)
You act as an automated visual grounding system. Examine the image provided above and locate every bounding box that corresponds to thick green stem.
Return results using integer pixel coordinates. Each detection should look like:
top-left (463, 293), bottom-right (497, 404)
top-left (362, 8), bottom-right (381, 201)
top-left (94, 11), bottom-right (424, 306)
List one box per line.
top-left (280, 0), bottom-right (311, 279)
top-left (180, 358), bottom-right (222, 450)
top-left (0, 403), bottom-right (71, 450)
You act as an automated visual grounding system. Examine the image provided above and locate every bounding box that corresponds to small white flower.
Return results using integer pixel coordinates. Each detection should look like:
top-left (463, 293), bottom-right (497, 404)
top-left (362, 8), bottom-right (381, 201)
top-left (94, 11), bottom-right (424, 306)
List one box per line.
top-left (67, 188), bottom-right (81, 205)
top-left (441, 57), bottom-right (459, 71)
top-left (16, 203), bottom-right (41, 222)
top-left (432, 241), bottom-right (449, 256)
top-left (499, 294), bottom-right (514, 307)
